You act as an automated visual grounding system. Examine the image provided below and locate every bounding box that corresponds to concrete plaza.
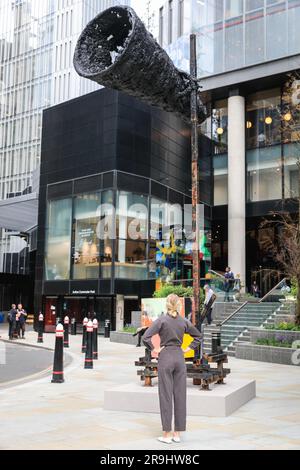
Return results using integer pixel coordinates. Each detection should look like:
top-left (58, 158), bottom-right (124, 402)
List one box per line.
top-left (0, 328), bottom-right (299, 450)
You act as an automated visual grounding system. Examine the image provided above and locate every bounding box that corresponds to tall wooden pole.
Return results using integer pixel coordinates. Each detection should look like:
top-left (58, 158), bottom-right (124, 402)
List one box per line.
top-left (190, 34), bottom-right (200, 326)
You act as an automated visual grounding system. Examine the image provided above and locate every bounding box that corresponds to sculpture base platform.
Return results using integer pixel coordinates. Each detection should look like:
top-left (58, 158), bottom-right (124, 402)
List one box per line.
top-left (104, 379), bottom-right (256, 417)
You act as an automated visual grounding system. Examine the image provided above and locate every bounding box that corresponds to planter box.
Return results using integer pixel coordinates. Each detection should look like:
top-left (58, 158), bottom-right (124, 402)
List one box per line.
top-left (236, 342), bottom-right (299, 366)
top-left (249, 327), bottom-right (300, 344)
top-left (110, 331), bottom-right (137, 345)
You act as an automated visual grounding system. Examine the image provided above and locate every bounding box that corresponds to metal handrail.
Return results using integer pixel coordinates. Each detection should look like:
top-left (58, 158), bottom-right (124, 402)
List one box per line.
top-left (220, 301), bottom-right (249, 327)
top-left (208, 269), bottom-right (225, 279)
top-left (258, 277), bottom-right (287, 303)
top-left (220, 277), bottom-right (287, 327)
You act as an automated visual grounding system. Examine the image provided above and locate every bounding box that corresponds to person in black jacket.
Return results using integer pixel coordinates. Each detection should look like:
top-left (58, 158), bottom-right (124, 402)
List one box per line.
top-left (16, 304), bottom-right (27, 339)
top-left (8, 304), bottom-right (17, 340)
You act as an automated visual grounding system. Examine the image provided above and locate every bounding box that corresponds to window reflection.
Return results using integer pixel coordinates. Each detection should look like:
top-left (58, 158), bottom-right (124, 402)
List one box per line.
top-left (45, 198), bottom-right (72, 280)
top-left (247, 147), bottom-right (282, 202)
top-left (214, 155), bottom-right (228, 205)
top-left (72, 192), bottom-right (101, 280)
top-left (246, 89), bottom-right (281, 149)
top-left (212, 100), bottom-right (228, 154)
top-left (115, 240), bottom-right (148, 280)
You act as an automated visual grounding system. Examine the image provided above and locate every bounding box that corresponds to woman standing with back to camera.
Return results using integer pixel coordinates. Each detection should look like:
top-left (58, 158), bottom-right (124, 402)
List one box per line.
top-left (143, 294), bottom-right (202, 444)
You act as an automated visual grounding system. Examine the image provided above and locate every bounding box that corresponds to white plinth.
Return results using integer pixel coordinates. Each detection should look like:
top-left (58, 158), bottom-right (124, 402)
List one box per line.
top-left (104, 379), bottom-right (256, 417)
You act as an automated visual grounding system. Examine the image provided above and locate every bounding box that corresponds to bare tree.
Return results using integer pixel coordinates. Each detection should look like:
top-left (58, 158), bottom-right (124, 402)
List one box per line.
top-left (259, 71), bottom-right (300, 325)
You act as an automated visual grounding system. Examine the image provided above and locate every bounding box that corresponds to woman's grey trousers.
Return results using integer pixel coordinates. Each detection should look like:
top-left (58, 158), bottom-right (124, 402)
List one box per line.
top-left (157, 346), bottom-right (187, 432)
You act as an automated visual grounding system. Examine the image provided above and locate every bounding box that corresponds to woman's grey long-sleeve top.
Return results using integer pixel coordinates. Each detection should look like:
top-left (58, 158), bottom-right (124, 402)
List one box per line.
top-left (143, 314), bottom-right (202, 351)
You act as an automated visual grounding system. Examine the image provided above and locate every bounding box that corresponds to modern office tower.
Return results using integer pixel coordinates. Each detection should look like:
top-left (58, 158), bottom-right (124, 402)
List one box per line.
top-left (0, 0), bottom-right (130, 309)
top-left (0, 0), bottom-right (130, 272)
top-left (159, 0), bottom-right (300, 291)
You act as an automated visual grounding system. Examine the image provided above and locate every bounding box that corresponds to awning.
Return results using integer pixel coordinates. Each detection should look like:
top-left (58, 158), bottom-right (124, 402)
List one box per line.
top-left (0, 193), bottom-right (38, 232)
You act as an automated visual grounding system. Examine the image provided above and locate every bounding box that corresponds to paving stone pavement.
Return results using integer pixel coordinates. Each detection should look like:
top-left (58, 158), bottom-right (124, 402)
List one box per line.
top-left (0, 327), bottom-right (299, 450)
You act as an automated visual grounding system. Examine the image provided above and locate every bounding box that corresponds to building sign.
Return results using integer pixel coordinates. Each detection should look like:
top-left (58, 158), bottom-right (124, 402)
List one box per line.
top-left (71, 290), bottom-right (96, 295)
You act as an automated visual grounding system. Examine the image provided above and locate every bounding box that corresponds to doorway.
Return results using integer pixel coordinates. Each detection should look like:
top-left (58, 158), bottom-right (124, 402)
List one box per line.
top-left (124, 298), bottom-right (140, 327)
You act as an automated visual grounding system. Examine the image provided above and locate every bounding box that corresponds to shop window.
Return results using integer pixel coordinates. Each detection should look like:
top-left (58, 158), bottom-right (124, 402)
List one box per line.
top-left (45, 198), bottom-right (72, 280)
top-left (115, 240), bottom-right (148, 280)
top-left (72, 192), bottom-right (101, 280)
top-left (117, 191), bottom-right (148, 241)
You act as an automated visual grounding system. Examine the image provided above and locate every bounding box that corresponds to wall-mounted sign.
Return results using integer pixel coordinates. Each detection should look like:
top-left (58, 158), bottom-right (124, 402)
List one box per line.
top-left (71, 290), bottom-right (96, 295)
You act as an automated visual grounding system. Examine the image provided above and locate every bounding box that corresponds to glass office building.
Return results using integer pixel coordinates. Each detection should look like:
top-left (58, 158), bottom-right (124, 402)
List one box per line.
top-left (159, 0), bottom-right (300, 291)
top-left (0, 0), bottom-right (130, 275)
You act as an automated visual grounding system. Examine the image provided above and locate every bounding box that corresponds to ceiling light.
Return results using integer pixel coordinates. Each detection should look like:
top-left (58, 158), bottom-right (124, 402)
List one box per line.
top-left (284, 112), bottom-right (292, 121)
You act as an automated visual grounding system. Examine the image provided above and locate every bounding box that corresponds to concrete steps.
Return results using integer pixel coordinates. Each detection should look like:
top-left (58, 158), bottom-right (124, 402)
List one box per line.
top-left (223, 302), bottom-right (295, 356)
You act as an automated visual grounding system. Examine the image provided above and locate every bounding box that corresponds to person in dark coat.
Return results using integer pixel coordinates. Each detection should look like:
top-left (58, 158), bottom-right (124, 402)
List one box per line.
top-left (8, 304), bottom-right (17, 340)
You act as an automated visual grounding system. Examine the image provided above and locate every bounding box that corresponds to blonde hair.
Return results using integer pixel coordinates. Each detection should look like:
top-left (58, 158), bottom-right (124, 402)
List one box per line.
top-left (166, 294), bottom-right (181, 318)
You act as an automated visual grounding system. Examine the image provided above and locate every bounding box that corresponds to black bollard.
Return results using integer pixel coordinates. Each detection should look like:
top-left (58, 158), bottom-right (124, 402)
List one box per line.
top-left (51, 323), bottom-right (64, 383)
top-left (37, 312), bottom-right (44, 343)
top-left (92, 318), bottom-right (98, 360)
top-left (212, 330), bottom-right (222, 354)
top-left (81, 317), bottom-right (88, 353)
top-left (71, 316), bottom-right (77, 335)
top-left (104, 319), bottom-right (111, 338)
top-left (63, 315), bottom-right (70, 348)
top-left (84, 320), bottom-right (94, 369)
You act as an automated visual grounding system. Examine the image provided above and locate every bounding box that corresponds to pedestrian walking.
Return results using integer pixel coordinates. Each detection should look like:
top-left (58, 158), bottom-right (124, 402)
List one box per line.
top-left (224, 266), bottom-right (234, 302)
top-left (200, 285), bottom-right (217, 326)
top-left (143, 294), bottom-right (202, 445)
top-left (251, 281), bottom-right (260, 298)
top-left (17, 304), bottom-right (27, 339)
top-left (8, 304), bottom-right (17, 340)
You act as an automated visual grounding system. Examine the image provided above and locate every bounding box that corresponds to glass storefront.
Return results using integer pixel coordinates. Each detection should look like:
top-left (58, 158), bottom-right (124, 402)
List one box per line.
top-left (43, 175), bottom-right (206, 284)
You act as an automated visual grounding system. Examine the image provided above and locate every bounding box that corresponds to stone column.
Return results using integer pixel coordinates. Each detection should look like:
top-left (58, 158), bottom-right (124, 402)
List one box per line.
top-left (115, 295), bottom-right (124, 332)
top-left (228, 92), bottom-right (246, 290)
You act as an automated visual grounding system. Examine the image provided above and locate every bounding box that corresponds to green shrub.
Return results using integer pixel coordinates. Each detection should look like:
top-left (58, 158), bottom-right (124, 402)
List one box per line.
top-left (122, 326), bottom-right (136, 334)
top-left (264, 322), bottom-right (300, 331)
top-left (153, 284), bottom-right (194, 299)
top-left (256, 338), bottom-right (293, 348)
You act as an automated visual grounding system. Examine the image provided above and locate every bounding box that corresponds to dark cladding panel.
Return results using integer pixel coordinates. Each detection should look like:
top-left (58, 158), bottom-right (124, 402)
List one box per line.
top-left (73, 175), bottom-right (102, 195)
top-left (169, 189), bottom-right (184, 205)
top-left (102, 171), bottom-right (114, 188)
top-left (151, 180), bottom-right (168, 200)
top-left (47, 181), bottom-right (73, 199)
top-left (117, 172), bottom-right (150, 194)
top-left (43, 281), bottom-right (70, 295)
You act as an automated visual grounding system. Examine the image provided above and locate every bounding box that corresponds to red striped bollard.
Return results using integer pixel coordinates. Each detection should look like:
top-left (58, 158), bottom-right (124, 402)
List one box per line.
top-left (51, 323), bottom-right (64, 383)
top-left (37, 312), bottom-right (44, 343)
top-left (92, 318), bottom-right (98, 360)
top-left (84, 320), bottom-right (93, 369)
top-left (63, 315), bottom-right (70, 348)
top-left (81, 317), bottom-right (88, 353)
